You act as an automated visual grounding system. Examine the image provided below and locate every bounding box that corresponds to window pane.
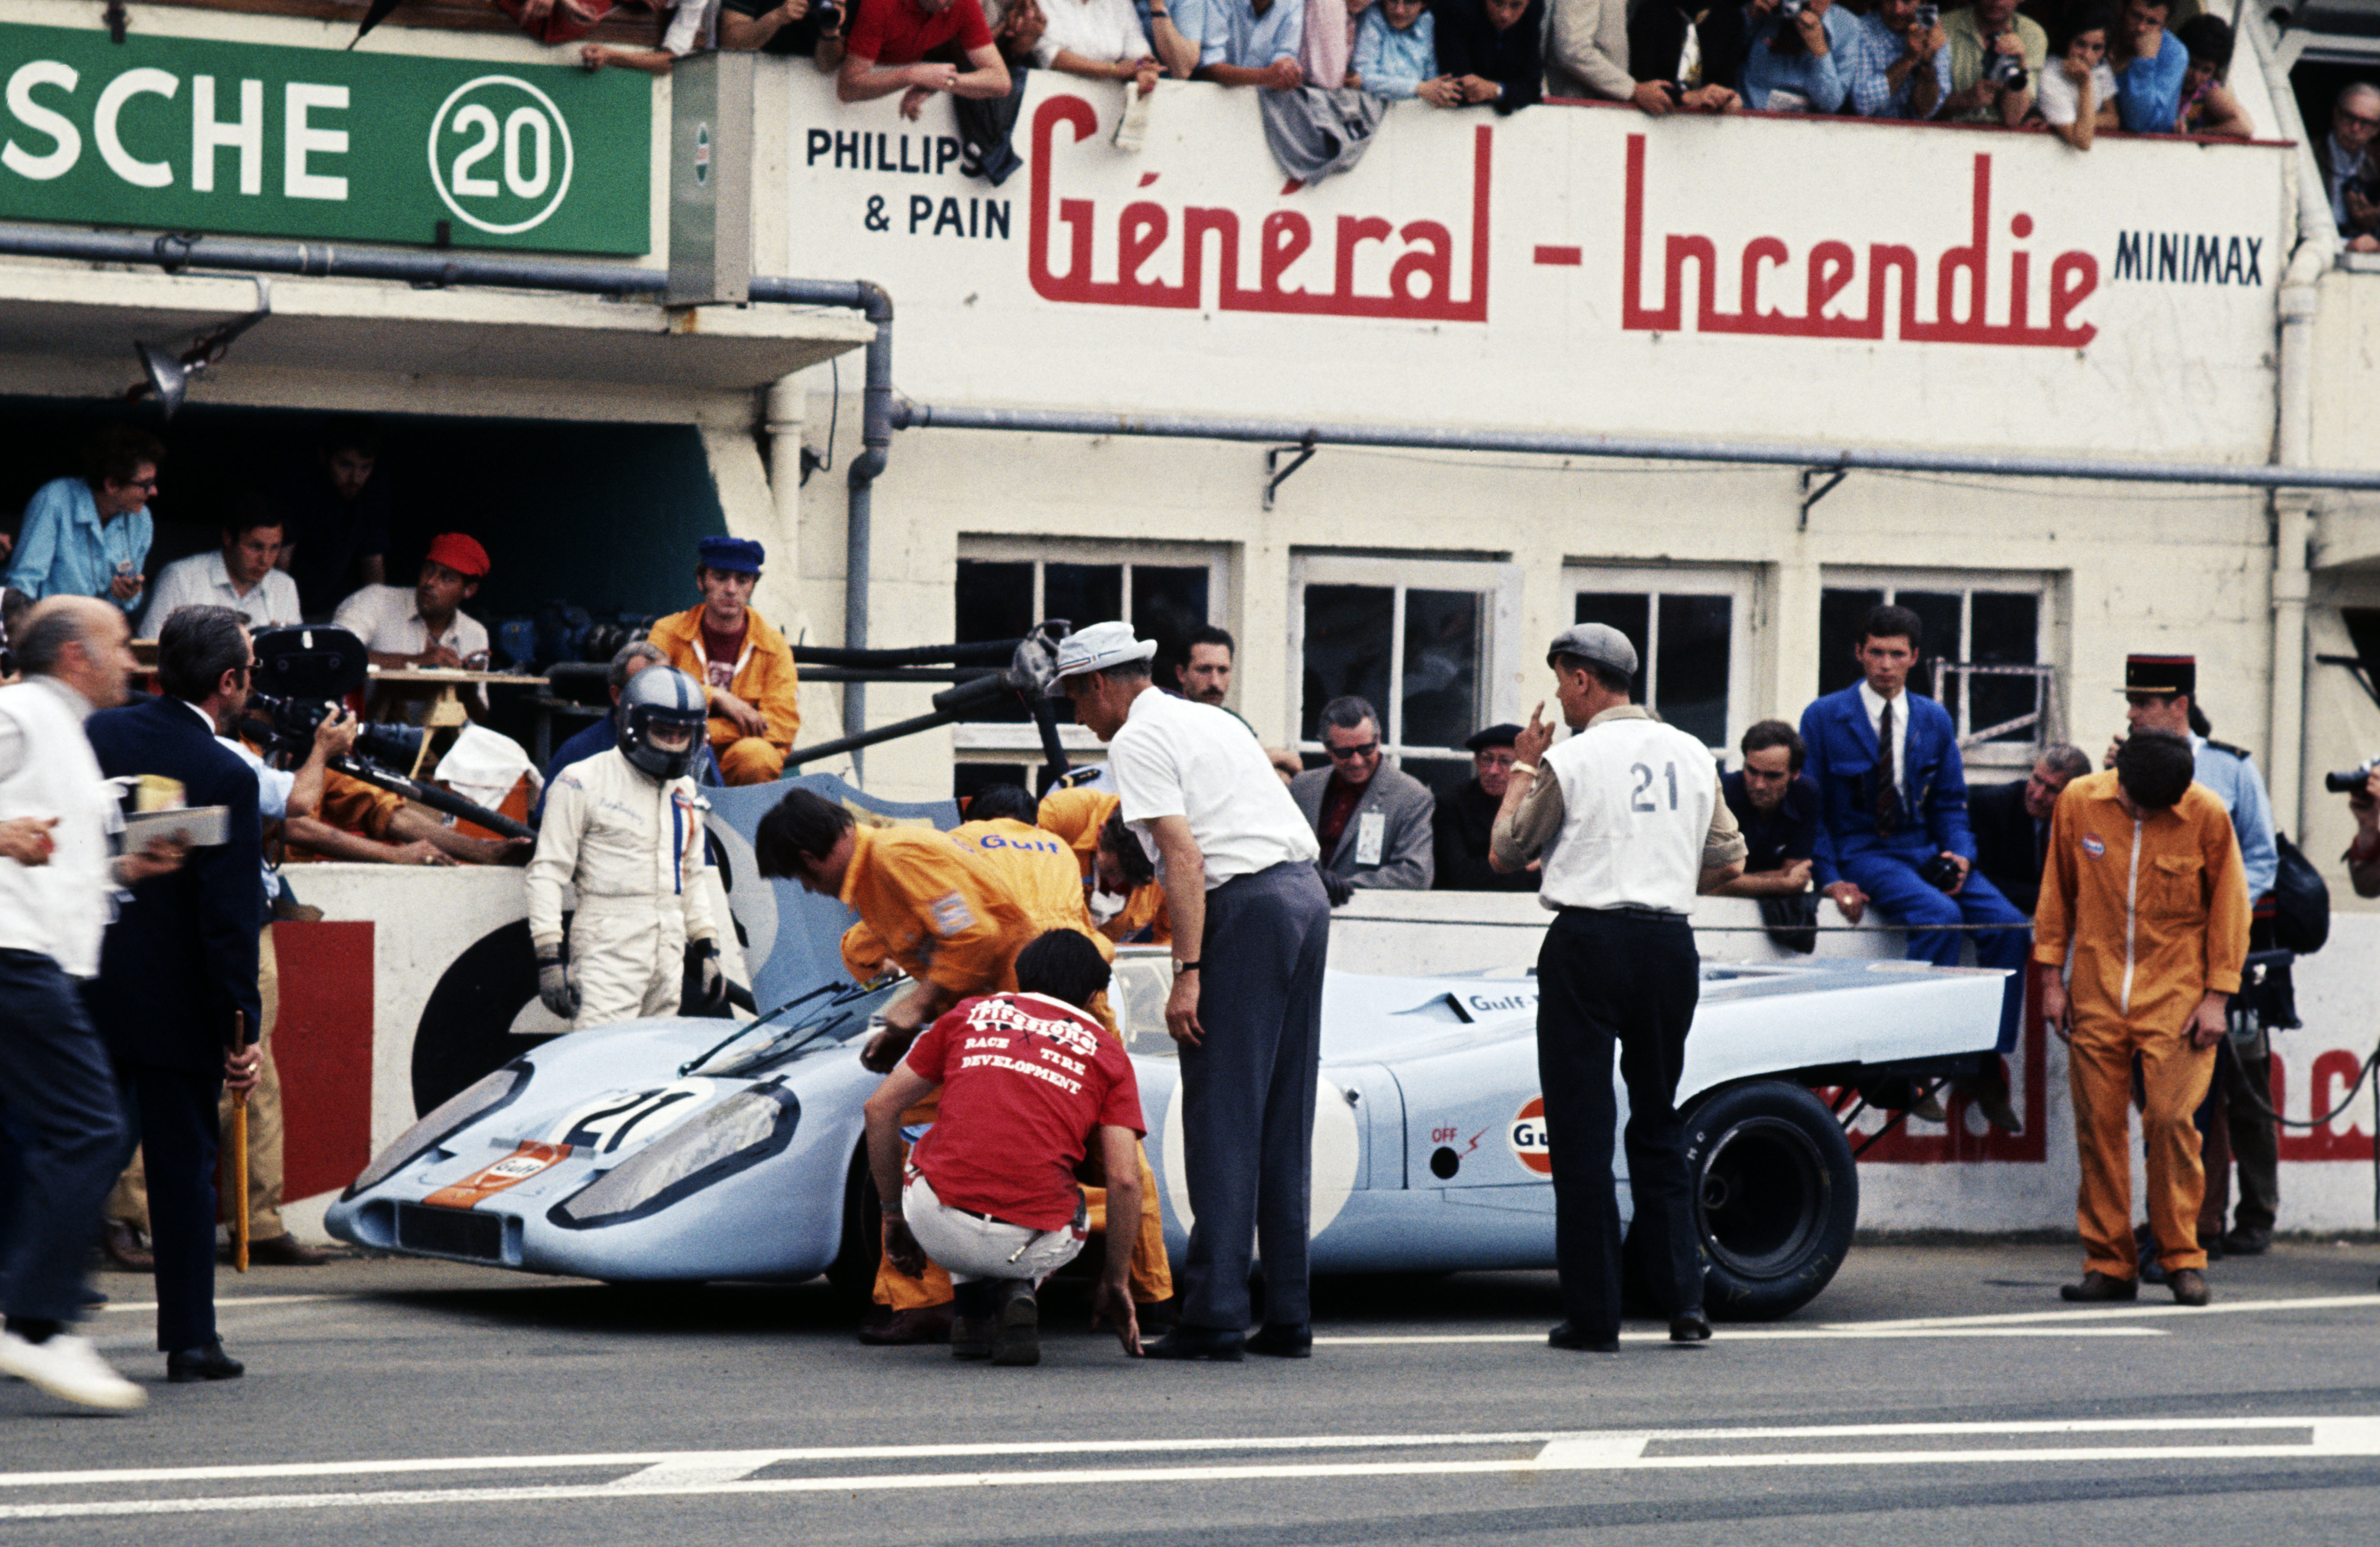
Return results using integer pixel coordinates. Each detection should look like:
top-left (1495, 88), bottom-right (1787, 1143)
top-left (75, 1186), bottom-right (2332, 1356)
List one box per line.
top-left (1576, 592), bottom-right (1651, 701)
top-left (1402, 589), bottom-right (1482, 752)
top-left (1132, 565), bottom-right (1210, 693)
top-left (956, 560), bottom-right (1033, 644)
top-left (1045, 563), bottom-right (1123, 635)
top-left (1817, 588), bottom-right (1884, 697)
top-left (1968, 592), bottom-right (2041, 743)
top-left (1657, 594), bottom-right (1732, 749)
top-left (1896, 591), bottom-right (1963, 704)
top-left (1302, 584), bottom-right (1394, 741)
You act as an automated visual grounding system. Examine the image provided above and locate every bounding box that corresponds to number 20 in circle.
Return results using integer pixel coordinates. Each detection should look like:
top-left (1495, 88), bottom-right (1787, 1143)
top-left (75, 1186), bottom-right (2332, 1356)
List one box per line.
top-left (428, 76), bottom-right (577, 236)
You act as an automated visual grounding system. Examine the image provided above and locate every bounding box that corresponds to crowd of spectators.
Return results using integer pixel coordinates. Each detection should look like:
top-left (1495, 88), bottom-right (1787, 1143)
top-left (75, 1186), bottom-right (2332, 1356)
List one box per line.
top-left (535, 0), bottom-right (2291, 148)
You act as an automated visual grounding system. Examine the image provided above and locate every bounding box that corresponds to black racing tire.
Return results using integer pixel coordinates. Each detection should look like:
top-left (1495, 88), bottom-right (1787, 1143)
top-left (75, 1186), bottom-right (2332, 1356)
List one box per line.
top-left (824, 1145), bottom-right (880, 1307)
top-left (412, 920), bottom-right (560, 1116)
top-left (1684, 1080), bottom-right (1859, 1322)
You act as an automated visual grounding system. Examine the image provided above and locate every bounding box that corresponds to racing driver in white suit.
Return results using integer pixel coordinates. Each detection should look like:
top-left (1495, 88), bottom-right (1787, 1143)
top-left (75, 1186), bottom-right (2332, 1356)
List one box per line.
top-left (527, 666), bottom-right (724, 1029)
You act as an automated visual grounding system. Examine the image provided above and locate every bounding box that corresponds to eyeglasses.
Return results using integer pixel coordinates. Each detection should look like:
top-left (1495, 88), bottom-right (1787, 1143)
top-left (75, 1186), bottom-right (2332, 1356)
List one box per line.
top-left (1325, 741), bottom-right (1380, 760)
top-left (2344, 109), bottom-right (2380, 132)
top-left (125, 478), bottom-right (159, 492)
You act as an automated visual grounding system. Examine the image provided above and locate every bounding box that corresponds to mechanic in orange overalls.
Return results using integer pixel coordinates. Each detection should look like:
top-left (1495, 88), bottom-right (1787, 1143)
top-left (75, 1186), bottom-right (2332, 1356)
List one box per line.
top-left (758, 788), bottom-right (1029, 1345)
top-left (949, 785), bottom-right (1172, 1313)
top-left (1036, 785), bottom-right (1170, 946)
top-left (2034, 730), bottom-right (2248, 1311)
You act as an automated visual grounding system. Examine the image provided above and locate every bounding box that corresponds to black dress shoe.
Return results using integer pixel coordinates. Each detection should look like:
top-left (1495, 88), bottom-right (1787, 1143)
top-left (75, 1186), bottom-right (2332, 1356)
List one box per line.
top-left (1547, 1322), bottom-right (1620, 1353)
top-left (1669, 1310), bottom-right (1711, 1344)
top-left (1141, 1324), bottom-right (1246, 1361)
top-left (1247, 1323), bottom-right (1312, 1358)
top-left (165, 1340), bottom-right (244, 1383)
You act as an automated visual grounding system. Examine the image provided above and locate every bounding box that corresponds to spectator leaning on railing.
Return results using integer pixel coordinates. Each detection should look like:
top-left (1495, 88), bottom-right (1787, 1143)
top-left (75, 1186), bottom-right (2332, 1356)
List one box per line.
top-left (1846, 0), bottom-right (1949, 121)
top-left (2317, 81), bottom-right (2380, 253)
top-left (1627, 0), bottom-right (1747, 113)
top-left (1354, 0), bottom-right (1463, 106)
top-left (1741, 0), bottom-right (1858, 115)
top-left (716, 0), bottom-right (846, 63)
top-left (2172, 15), bottom-right (2251, 137)
top-left (1943, 0), bottom-right (2042, 126)
top-left (2033, 3), bottom-right (2119, 150)
top-left (583, 0), bottom-right (724, 72)
top-left (2107, 0), bottom-right (2184, 134)
top-left (1177, 0), bottom-right (1306, 90)
top-left (1034, 0), bottom-right (1164, 90)
top-left (839, 0), bottom-right (1013, 119)
top-left (1433, 0), bottom-right (1546, 113)
top-left (1545, 0), bottom-right (1734, 114)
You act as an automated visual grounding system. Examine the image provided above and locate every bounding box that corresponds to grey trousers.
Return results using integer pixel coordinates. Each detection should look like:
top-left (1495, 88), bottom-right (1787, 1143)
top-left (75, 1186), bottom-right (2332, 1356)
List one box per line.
top-left (1176, 860), bottom-right (1332, 1332)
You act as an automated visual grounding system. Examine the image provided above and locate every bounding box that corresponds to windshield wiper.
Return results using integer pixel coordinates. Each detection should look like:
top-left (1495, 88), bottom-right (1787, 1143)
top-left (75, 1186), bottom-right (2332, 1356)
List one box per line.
top-left (675, 981), bottom-right (839, 1077)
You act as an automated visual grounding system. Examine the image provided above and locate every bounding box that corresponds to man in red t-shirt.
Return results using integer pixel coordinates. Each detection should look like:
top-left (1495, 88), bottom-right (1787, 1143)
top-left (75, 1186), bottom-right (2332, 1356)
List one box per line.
top-left (837, 0), bottom-right (1011, 119)
top-left (862, 929), bottom-right (1146, 1365)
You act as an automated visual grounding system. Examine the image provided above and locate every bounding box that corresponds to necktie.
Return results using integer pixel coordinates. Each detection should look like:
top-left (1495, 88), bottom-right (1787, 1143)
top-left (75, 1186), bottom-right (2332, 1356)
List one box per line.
top-left (1874, 699), bottom-right (1901, 833)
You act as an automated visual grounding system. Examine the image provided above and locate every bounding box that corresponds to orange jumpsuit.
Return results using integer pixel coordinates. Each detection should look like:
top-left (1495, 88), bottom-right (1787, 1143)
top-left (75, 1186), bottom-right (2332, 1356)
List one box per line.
top-left (2033, 772), bottom-right (2249, 1280)
top-left (648, 605), bottom-right (800, 785)
top-left (950, 817), bottom-right (1172, 1306)
top-left (1035, 787), bottom-right (1171, 946)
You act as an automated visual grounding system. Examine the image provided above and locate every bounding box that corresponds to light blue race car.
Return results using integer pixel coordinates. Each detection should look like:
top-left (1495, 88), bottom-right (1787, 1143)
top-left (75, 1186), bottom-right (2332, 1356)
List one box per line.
top-left (329, 777), bottom-right (2008, 1320)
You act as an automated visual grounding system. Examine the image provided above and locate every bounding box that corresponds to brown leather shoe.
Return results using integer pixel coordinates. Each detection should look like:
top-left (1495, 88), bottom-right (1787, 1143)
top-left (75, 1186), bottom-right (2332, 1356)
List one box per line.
top-left (99, 1220), bottom-right (153, 1274)
top-left (2168, 1268), bottom-right (2211, 1307)
top-left (856, 1304), bottom-right (953, 1345)
top-left (2059, 1270), bottom-right (2138, 1303)
top-left (245, 1234), bottom-right (328, 1267)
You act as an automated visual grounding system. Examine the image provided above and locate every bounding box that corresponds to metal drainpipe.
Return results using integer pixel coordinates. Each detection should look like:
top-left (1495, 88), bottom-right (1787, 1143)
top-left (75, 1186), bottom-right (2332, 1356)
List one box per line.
top-left (2250, 5), bottom-right (2336, 839)
top-left (795, 280), bottom-right (894, 780)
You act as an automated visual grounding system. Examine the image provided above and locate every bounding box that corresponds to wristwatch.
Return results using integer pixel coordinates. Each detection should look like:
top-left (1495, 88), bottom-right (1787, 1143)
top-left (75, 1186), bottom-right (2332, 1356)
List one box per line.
top-left (1173, 959), bottom-right (1200, 973)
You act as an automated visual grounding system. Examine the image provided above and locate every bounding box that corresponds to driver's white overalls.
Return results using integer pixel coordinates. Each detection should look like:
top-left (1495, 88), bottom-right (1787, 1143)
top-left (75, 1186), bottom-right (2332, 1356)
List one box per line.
top-left (526, 746), bottom-right (717, 1029)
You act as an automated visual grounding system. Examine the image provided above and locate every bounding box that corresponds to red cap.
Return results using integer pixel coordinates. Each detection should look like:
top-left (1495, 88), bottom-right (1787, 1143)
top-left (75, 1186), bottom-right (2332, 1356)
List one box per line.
top-left (425, 532), bottom-right (489, 579)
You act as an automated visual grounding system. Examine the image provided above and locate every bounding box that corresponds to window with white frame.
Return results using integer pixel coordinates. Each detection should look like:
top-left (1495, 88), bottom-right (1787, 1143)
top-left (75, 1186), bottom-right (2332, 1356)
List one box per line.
top-left (1565, 565), bottom-right (1756, 757)
top-left (954, 538), bottom-right (1228, 730)
top-left (1290, 555), bottom-right (1522, 793)
top-left (1819, 571), bottom-right (2053, 763)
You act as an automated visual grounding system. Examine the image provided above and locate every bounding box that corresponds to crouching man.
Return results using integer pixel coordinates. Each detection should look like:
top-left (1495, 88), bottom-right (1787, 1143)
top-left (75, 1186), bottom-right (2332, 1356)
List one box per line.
top-left (526, 666), bottom-right (725, 1029)
top-left (861, 929), bottom-right (1146, 1366)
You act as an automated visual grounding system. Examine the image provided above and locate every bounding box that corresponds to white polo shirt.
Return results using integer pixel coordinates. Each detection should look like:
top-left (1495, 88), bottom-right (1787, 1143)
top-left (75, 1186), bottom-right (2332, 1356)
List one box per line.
top-left (141, 550), bottom-right (302, 635)
top-left (1106, 687), bottom-right (1318, 889)
top-left (331, 583), bottom-right (489, 663)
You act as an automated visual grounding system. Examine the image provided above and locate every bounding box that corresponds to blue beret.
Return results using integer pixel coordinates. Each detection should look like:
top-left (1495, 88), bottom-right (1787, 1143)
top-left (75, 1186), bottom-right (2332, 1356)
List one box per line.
top-left (698, 535), bottom-right (765, 574)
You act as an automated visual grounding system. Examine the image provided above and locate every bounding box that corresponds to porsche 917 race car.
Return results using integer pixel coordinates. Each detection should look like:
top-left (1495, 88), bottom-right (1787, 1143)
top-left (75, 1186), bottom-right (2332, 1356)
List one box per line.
top-left (328, 776), bottom-right (2007, 1321)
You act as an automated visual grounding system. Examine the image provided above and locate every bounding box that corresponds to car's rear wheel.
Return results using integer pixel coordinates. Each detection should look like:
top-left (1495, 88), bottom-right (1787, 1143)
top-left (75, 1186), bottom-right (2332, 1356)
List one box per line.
top-left (824, 1145), bottom-right (878, 1306)
top-left (1685, 1080), bottom-right (1858, 1321)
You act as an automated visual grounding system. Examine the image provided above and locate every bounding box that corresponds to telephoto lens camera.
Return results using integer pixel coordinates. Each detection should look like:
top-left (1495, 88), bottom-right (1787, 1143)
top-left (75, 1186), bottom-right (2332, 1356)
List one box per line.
top-left (240, 625), bottom-right (372, 761)
top-left (2325, 757), bottom-right (2380, 795)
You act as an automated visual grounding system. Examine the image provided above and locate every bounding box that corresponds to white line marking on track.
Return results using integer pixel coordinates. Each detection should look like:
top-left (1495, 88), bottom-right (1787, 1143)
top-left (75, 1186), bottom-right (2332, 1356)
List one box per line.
top-left (5, 1417), bottom-right (2376, 1519)
top-left (1320, 1328), bottom-right (2165, 1344)
top-left (96, 1295), bottom-right (337, 1315)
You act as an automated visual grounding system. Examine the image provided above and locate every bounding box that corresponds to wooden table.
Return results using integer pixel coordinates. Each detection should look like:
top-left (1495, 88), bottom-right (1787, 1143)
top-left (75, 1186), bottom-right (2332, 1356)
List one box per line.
top-left (365, 667), bottom-right (549, 775)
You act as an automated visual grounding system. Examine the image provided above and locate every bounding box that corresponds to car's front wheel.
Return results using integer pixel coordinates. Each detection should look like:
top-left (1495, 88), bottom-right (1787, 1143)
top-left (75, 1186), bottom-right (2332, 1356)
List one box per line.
top-left (1684, 1080), bottom-right (1859, 1321)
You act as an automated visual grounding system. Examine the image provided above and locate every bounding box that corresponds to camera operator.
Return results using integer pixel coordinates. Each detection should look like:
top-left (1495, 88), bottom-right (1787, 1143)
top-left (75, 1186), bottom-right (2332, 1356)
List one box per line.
top-left (2346, 765), bottom-right (2380, 900)
top-left (1943, 0), bottom-right (2042, 125)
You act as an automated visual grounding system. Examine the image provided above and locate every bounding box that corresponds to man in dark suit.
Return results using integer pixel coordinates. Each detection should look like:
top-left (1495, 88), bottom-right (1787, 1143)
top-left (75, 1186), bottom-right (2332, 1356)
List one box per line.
top-left (1969, 744), bottom-right (2092, 917)
top-left (84, 605), bottom-right (263, 1383)
top-left (1800, 604), bottom-right (2029, 1129)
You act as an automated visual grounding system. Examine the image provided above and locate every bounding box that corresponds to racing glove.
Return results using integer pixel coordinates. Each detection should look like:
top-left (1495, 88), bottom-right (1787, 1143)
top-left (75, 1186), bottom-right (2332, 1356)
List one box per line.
top-left (685, 936), bottom-right (726, 1015)
top-left (1314, 861), bottom-right (1353, 908)
top-left (536, 949), bottom-right (577, 1020)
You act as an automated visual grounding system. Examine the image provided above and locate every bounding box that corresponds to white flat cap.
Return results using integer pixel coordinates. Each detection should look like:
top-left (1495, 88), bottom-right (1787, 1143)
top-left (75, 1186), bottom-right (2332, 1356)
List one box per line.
top-left (1054, 620), bottom-right (1158, 680)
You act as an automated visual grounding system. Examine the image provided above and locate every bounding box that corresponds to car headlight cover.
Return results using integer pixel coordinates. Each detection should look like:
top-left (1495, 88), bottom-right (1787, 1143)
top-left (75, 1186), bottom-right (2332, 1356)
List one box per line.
top-left (554, 1085), bottom-right (799, 1227)
top-left (344, 1062), bottom-right (531, 1199)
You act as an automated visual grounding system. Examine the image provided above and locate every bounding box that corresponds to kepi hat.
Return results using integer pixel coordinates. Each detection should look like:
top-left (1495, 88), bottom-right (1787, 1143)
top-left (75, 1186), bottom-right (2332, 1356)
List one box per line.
top-left (2119, 654), bottom-right (2195, 699)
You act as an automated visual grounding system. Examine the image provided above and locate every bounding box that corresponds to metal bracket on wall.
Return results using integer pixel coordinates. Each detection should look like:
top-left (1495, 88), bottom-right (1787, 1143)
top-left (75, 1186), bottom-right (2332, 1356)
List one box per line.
top-left (1799, 466), bottom-right (1848, 530)
top-left (1264, 439), bottom-right (1318, 511)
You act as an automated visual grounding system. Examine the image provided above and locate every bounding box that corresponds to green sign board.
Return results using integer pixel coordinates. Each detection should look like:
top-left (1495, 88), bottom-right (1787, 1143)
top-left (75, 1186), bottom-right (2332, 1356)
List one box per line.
top-left (0, 24), bottom-right (649, 254)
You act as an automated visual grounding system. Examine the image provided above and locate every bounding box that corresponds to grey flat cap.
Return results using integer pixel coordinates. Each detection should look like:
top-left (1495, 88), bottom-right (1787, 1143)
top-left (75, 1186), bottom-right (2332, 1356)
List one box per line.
top-left (1546, 623), bottom-right (1640, 678)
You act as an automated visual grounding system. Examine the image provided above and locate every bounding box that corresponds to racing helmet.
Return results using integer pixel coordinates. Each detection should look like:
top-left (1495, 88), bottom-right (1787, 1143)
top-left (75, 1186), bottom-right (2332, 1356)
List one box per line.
top-left (617, 665), bottom-right (708, 781)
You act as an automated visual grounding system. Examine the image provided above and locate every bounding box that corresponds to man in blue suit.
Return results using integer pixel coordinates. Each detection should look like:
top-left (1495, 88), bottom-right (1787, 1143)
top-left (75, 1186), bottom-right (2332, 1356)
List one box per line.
top-left (1800, 604), bottom-right (2028, 1132)
top-left (84, 605), bottom-right (264, 1383)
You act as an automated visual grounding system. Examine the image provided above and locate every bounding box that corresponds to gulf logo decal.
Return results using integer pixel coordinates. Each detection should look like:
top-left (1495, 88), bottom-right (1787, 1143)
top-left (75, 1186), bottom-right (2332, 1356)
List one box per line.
top-left (1509, 1097), bottom-right (1553, 1176)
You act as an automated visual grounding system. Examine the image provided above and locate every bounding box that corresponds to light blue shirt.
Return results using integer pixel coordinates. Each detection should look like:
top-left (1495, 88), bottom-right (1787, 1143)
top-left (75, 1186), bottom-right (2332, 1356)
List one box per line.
top-left (221, 733), bottom-right (291, 906)
top-left (1846, 11), bottom-right (1948, 119)
top-left (1175, 0), bottom-right (1303, 69)
top-left (1353, 7), bottom-right (1437, 99)
top-left (2192, 733), bottom-right (2278, 901)
top-left (2112, 29), bottom-right (2186, 135)
top-left (1743, 8), bottom-right (1860, 114)
top-left (6, 477), bottom-right (153, 614)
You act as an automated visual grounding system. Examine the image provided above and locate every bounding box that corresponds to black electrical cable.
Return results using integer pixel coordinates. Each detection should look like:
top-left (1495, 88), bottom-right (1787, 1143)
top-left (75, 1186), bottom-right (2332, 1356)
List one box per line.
top-left (2226, 1045), bottom-right (2380, 1129)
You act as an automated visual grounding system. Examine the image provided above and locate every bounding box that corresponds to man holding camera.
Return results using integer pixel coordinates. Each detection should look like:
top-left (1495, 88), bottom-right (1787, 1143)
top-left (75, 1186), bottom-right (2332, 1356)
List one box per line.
top-left (1943, 0), bottom-right (2041, 125)
top-left (2347, 765), bottom-right (2380, 900)
top-left (1802, 605), bottom-right (2031, 1128)
top-left (1846, 0), bottom-right (1949, 119)
top-left (2039, 730), bottom-right (2248, 1308)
